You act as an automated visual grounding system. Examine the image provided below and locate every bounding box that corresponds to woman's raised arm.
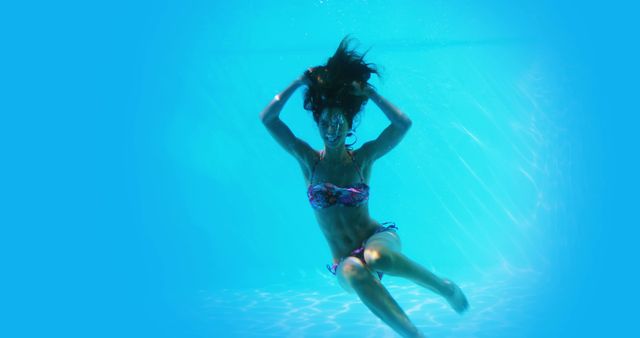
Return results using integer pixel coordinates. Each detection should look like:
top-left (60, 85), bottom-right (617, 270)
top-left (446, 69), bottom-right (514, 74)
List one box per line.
top-left (259, 75), bottom-right (307, 123)
top-left (259, 74), bottom-right (316, 168)
top-left (356, 85), bottom-right (412, 164)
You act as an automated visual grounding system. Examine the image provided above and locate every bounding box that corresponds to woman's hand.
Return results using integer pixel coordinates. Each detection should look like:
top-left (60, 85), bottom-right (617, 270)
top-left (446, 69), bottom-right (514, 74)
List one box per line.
top-left (299, 67), bottom-right (316, 87)
top-left (351, 81), bottom-right (372, 97)
top-left (298, 74), bottom-right (310, 87)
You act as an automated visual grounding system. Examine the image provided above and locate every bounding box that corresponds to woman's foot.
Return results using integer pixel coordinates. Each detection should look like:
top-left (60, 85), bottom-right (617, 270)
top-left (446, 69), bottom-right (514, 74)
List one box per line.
top-left (442, 279), bottom-right (469, 314)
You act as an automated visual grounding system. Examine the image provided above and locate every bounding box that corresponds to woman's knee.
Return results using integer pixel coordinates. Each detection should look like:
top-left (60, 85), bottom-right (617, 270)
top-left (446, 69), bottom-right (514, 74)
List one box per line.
top-left (336, 257), bottom-right (376, 293)
top-left (364, 247), bottom-right (395, 271)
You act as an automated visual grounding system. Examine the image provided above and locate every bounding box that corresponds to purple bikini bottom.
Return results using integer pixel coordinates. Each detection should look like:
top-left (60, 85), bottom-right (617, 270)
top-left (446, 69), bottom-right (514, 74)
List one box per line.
top-left (326, 222), bottom-right (398, 280)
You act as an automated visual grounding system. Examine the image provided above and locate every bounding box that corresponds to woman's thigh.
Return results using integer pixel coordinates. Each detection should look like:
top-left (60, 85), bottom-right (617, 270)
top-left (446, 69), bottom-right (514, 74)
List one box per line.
top-left (364, 229), bottom-right (402, 253)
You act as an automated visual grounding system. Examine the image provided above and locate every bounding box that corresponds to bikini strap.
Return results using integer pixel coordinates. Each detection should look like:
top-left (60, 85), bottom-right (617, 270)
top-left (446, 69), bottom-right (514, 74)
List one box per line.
top-left (347, 150), bottom-right (365, 183)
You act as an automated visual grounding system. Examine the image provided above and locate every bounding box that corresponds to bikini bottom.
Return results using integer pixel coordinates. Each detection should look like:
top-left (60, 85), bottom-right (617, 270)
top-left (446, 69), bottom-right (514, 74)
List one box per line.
top-left (326, 221), bottom-right (398, 280)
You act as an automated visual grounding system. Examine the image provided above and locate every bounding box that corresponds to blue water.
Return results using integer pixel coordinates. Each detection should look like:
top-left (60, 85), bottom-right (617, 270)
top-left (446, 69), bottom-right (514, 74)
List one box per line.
top-left (2, 1), bottom-right (638, 337)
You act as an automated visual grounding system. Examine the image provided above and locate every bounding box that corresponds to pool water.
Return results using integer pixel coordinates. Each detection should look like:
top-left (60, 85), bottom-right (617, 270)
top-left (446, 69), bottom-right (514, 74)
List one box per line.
top-left (200, 266), bottom-right (543, 337)
top-left (6, 1), bottom-right (637, 337)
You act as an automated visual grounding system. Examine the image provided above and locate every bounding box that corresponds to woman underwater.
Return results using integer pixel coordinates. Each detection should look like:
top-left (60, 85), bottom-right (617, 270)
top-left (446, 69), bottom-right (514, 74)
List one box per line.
top-left (259, 37), bottom-right (469, 338)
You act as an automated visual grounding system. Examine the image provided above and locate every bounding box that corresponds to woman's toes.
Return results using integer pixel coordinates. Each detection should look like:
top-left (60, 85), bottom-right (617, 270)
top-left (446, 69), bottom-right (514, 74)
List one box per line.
top-left (443, 279), bottom-right (469, 314)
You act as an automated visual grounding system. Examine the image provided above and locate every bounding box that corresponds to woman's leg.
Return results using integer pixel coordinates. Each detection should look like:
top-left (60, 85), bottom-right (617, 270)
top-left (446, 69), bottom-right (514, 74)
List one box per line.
top-left (363, 231), bottom-right (469, 313)
top-left (336, 257), bottom-right (425, 338)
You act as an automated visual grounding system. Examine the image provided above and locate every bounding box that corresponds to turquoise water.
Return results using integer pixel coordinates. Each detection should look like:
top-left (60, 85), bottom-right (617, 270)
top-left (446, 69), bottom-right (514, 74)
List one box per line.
top-left (201, 267), bottom-right (542, 337)
top-left (180, 2), bottom-right (571, 337)
top-left (3, 1), bottom-right (638, 337)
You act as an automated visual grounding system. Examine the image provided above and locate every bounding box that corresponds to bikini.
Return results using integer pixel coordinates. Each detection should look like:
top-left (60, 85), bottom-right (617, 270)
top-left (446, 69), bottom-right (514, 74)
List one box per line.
top-left (307, 150), bottom-right (399, 280)
top-left (307, 150), bottom-right (370, 209)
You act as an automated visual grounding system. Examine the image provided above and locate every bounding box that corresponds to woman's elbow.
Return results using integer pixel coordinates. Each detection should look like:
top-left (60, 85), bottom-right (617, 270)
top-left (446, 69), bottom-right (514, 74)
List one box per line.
top-left (400, 118), bottom-right (412, 130)
top-left (259, 110), bottom-right (274, 124)
top-left (391, 119), bottom-right (411, 133)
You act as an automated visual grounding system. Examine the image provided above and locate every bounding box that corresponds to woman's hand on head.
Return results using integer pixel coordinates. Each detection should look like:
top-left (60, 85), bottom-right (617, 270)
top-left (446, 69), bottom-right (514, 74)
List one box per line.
top-left (297, 74), bottom-right (309, 87)
top-left (299, 68), bottom-right (316, 87)
top-left (351, 81), bottom-right (372, 97)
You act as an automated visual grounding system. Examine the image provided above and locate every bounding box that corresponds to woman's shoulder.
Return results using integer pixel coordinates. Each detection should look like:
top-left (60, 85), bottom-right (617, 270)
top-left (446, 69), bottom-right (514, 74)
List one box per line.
top-left (300, 148), bottom-right (322, 166)
top-left (351, 148), bottom-right (369, 167)
top-left (302, 149), bottom-right (323, 179)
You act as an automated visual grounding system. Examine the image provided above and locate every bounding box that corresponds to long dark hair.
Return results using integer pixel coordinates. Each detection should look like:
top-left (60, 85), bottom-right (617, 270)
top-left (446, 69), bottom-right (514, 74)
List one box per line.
top-left (303, 36), bottom-right (380, 130)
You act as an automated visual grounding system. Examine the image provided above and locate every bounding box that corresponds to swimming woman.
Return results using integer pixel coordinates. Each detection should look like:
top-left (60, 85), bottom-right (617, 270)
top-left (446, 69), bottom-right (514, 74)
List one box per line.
top-left (259, 37), bottom-right (469, 338)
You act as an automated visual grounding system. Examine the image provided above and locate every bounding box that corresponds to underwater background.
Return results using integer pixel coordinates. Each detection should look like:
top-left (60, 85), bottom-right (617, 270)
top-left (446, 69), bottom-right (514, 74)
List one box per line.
top-left (2, 0), bottom-right (638, 337)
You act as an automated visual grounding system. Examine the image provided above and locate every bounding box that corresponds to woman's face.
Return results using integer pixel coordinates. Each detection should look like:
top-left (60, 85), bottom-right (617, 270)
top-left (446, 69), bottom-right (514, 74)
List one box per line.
top-left (319, 108), bottom-right (349, 149)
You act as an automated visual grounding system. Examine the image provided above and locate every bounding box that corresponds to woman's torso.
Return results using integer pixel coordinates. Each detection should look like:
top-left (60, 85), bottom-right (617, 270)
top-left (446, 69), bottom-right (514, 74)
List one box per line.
top-left (302, 149), bottom-right (382, 262)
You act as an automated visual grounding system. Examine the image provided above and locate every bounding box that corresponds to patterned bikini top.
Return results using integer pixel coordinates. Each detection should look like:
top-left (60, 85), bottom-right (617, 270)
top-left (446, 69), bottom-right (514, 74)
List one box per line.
top-left (307, 150), bottom-right (370, 209)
